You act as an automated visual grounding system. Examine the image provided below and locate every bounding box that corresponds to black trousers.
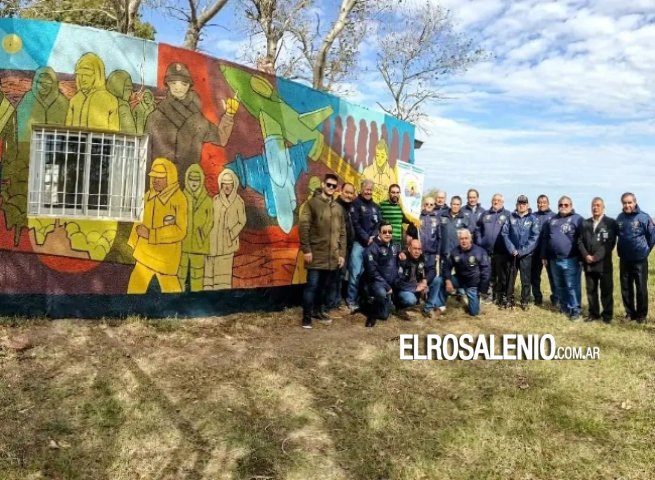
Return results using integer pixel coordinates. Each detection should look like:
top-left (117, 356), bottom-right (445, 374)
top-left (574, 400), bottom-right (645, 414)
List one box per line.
top-left (492, 253), bottom-right (510, 302)
top-left (507, 254), bottom-right (532, 304)
top-left (619, 258), bottom-right (648, 320)
top-left (585, 270), bottom-right (613, 320)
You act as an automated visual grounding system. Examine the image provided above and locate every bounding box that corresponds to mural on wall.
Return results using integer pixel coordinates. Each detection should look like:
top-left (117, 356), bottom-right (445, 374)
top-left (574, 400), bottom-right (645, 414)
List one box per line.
top-left (0, 18), bottom-right (415, 296)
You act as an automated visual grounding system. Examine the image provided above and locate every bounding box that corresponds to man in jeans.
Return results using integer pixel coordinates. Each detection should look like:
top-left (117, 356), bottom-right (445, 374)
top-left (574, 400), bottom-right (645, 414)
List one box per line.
top-left (394, 238), bottom-right (445, 319)
top-left (540, 196), bottom-right (584, 320)
top-left (346, 179), bottom-right (381, 312)
top-left (298, 173), bottom-right (346, 329)
top-left (616, 192), bottom-right (655, 323)
top-left (443, 229), bottom-right (490, 317)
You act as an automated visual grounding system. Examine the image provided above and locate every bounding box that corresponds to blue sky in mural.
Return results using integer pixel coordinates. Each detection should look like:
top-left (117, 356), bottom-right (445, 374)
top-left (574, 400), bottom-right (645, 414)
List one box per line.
top-left (143, 0), bottom-right (655, 217)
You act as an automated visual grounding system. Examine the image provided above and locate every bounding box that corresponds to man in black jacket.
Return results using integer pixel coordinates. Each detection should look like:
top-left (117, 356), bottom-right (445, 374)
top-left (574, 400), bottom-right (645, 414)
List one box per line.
top-left (577, 197), bottom-right (617, 322)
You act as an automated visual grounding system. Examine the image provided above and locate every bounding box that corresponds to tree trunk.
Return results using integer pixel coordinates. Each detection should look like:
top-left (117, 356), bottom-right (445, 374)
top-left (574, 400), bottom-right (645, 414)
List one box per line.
top-left (312, 0), bottom-right (357, 90)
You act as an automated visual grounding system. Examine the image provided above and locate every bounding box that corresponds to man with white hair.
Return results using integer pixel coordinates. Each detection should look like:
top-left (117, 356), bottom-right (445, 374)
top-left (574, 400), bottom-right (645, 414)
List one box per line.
top-left (443, 229), bottom-right (491, 316)
top-left (346, 179), bottom-right (382, 312)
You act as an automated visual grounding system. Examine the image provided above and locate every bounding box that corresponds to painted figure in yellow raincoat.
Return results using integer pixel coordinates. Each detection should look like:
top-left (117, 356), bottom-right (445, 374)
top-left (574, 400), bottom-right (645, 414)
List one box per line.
top-left (362, 138), bottom-right (397, 204)
top-left (204, 169), bottom-right (246, 290)
top-left (66, 52), bottom-right (119, 131)
top-left (179, 164), bottom-right (213, 292)
top-left (127, 158), bottom-right (188, 293)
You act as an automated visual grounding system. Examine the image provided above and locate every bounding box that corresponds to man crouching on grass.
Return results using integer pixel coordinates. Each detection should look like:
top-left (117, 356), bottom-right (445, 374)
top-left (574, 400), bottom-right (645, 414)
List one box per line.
top-left (395, 238), bottom-right (446, 319)
top-left (443, 229), bottom-right (491, 316)
top-left (363, 222), bottom-right (400, 328)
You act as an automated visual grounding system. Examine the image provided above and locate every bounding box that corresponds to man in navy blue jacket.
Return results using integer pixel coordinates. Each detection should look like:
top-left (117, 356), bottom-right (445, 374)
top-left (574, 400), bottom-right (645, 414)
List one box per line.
top-left (532, 194), bottom-right (558, 306)
top-left (443, 229), bottom-right (491, 316)
top-left (363, 222), bottom-right (400, 327)
top-left (501, 195), bottom-right (540, 309)
top-left (439, 196), bottom-right (473, 258)
top-left (616, 192), bottom-right (655, 322)
top-left (541, 196), bottom-right (584, 320)
top-left (475, 193), bottom-right (510, 305)
top-left (346, 179), bottom-right (381, 312)
top-left (464, 188), bottom-right (485, 225)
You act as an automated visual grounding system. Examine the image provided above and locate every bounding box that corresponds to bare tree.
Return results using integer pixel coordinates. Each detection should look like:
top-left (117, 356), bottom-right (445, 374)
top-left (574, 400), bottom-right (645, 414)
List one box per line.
top-left (241, 0), bottom-right (379, 92)
top-left (376, 1), bottom-right (486, 124)
top-left (241, 0), bottom-right (310, 76)
top-left (163, 0), bottom-right (230, 50)
top-left (110, 0), bottom-right (143, 35)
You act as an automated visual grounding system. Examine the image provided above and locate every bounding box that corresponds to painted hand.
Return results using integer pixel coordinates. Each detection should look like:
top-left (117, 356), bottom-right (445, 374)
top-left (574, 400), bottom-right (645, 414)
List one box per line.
top-left (223, 93), bottom-right (240, 116)
top-left (136, 224), bottom-right (149, 239)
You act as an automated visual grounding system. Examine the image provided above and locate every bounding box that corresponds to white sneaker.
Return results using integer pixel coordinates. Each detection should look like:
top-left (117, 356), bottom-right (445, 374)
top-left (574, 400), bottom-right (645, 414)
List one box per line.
top-left (438, 306), bottom-right (446, 313)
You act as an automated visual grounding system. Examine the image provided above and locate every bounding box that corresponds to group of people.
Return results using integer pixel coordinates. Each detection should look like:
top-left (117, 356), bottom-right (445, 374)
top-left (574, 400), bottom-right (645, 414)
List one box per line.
top-left (298, 176), bottom-right (655, 328)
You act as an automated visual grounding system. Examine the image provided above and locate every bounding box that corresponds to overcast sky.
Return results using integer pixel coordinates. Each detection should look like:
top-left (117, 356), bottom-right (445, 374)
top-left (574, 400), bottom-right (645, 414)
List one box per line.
top-left (144, 0), bottom-right (655, 217)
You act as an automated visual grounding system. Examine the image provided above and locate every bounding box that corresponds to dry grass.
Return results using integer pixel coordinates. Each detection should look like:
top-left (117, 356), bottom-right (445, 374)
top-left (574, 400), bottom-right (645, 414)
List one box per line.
top-left (1, 262), bottom-right (655, 479)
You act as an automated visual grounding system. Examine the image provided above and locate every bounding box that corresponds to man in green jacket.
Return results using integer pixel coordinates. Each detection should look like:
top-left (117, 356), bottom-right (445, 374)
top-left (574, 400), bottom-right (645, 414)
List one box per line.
top-left (379, 184), bottom-right (411, 246)
top-left (299, 173), bottom-right (347, 328)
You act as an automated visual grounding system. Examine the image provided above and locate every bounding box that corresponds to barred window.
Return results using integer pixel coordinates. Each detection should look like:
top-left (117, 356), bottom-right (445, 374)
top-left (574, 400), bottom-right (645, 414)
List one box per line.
top-left (28, 127), bottom-right (148, 221)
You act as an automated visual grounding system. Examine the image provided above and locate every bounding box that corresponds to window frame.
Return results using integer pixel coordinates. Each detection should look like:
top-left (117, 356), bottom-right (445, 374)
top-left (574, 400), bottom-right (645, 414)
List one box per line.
top-left (27, 125), bottom-right (149, 222)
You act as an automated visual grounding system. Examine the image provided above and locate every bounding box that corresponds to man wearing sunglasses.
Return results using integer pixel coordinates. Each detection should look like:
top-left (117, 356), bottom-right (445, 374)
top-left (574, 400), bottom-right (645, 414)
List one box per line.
top-left (363, 221), bottom-right (400, 327)
top-left (540, 196), bottom-right (584, 320)
top-left (616, 192), bottom-right (655, 323)
top-left (299, 174), bottom-right (346, 329)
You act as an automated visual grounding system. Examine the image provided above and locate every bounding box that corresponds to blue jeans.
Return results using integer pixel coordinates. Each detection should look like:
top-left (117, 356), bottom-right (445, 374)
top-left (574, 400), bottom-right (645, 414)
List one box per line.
top-left (450, 276), bottom-right (480, 316)
top-left (396, 290), bottom-right (419, 308)
top-left (346, 242), bottom-right (366, 305)
top-left (424, 276), bottom-right (445, 312)
top-left (303, 268), bottom-right (338, 320)
top-left (531, 255), bottom-right (559, 304)
top-left (550, 258), bottom-right (581, 316)
top-left (368, 282), bottom-right (392, 320)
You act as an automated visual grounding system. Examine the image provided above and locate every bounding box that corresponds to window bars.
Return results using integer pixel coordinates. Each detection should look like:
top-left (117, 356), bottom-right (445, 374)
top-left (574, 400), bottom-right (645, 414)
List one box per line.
top-left (28, 127), bottom-right (148, 221)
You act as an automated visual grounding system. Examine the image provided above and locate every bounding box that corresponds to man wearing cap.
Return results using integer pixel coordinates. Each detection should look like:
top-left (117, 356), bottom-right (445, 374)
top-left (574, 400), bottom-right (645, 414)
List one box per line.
top-left (179, 164), bottom-right (213, 292)
top-left (540, 196), bottom-right (584, 320)
top-left (577, 197), bottom-right (617, 322)
top-left (128, 158), bottom-right (187, 293)
top-left (205, 169), bottom-right (246, 290)
top-left (145, 61), bottom-right (240, 188)
top-left (501, 195), bottom-right (540, 309)
top-left (299, 173), bottom-right (346, 328)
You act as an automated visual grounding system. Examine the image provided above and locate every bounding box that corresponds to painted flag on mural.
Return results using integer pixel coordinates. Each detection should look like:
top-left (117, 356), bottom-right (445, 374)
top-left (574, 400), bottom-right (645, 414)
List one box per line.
top-left (396, 162), bottom-right (425, 224)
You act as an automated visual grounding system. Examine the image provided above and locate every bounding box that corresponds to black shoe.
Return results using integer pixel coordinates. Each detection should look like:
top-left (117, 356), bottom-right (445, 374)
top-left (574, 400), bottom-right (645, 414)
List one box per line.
top-left (602, 318), bottom-right (612, 324)
top-left (520, 302), bottom-right (528, 311)
top-left (534, 298), bottom-right (543, 306)
top-left (365, 317), bottom-right (376, 328)
top-left (302, 320), bottom-right (312, 329)
top-left (635, 316), bottom-right (647, 324)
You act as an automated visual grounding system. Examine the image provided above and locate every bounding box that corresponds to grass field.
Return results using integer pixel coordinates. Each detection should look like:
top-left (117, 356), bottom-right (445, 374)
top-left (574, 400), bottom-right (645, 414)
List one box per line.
top-left (1, 266), bottom-right (655, 479)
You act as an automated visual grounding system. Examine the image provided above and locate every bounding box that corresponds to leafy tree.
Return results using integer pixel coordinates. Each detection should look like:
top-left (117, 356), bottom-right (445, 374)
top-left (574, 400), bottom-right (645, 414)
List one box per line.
top-left (11, 0), bottom-right (155, 40)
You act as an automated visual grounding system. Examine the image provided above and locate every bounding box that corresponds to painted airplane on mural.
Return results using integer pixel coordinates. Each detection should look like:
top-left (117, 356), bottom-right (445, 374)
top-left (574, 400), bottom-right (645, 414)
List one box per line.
top-left (221, 65), bottom-right (332, 233)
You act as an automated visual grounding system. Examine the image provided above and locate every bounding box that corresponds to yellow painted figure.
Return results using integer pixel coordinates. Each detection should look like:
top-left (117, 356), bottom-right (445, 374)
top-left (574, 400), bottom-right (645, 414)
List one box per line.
top-left (362, 138), bottom-right (397, 204)
top-left (66, 52), bottom-right (120, 130)
top-left (128, 158), bottom-right (188, 293)
top-left (179, 164), bottom-right (213, 292)
top-left (204, 169), bottom-right (246, 290)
